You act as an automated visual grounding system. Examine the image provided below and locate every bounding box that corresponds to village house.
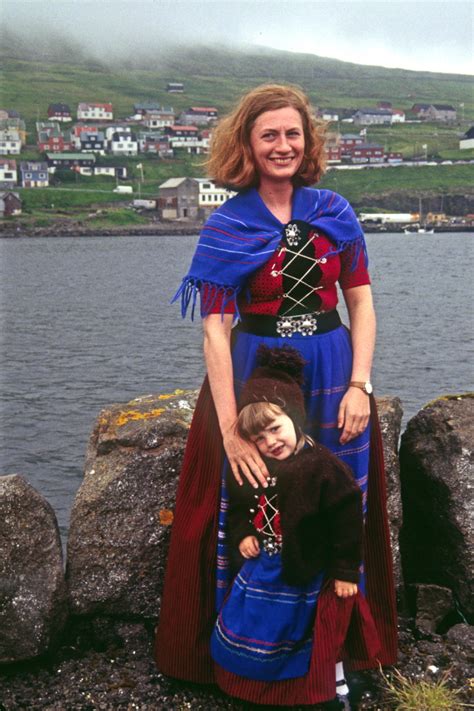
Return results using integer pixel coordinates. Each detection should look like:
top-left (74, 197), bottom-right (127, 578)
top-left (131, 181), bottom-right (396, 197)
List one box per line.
top-left (0, 159), bottom-right (18, 188)
top-left (349, 143), bottom-right (385, 164)
top-left (390, 109), bottom-right (406, 123)
top-left (110, 131), bottom-right (138, 156)
top-left (326, 144), bottom-right (342, 163)
top-left (178, 107), bottom-right (218, 126)
top-left (143, 109), bottom-right (175, 129)
top-left (0, 117), bottom-right (27, 145)
top-left (352, 108), bottom-right (392, 125)
top-left (196, 179), bottom-right (235, 217)
top-left (166, 82), bottom-right (184, 93)
top-left (165, 125), bottom-right (207, 154)
top-left (0, 191), bottom-right (22, 217)
top-left (460, 126), bottom-right (474, 150)
top-left (411, 103), bottom-right (432, 119)
top-left (45, 152), bottom-right (96, 172)
top-left (47, 103), bottom-right (72, 122)
top-left (158, 177), bottom-right (199, 220)
top-left (37, 124), bottom-right (74, 153)
top-left (0, 130), bottom-right (22, 155)
top-left (138, 132), bottom-right (174, 157)
top-left (385, 151), bottom-right (403, 164)
top-left (19, 161), bottom-right (49, 188)
top-left (424, 104), bottom-right (457, 122)
top-left (319, 109), bottom-right (339, 122)
top-left (94, 166), bottom-right (128, 179)
top-left (339, 134), bottom-right (364, 158)
top-left (132, 102), bottom-right (164, 118)
top-left (71, 123), bottom-right (100, 149)
top-left (77, 102), bottom-right (113, 121)
top-left (79, 131), bottom-right (106, 154)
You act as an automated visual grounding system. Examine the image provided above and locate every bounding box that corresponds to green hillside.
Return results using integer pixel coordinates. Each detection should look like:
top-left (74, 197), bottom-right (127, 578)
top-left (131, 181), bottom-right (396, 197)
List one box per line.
top-left (1, 32), bottom-right (473, 228)
top-left (1, 30), bottom-right (473, 122)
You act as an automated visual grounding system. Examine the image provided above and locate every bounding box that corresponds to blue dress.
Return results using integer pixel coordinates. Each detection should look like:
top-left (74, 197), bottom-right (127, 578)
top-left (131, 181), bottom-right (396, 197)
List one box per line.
top-left (211, 476), bottom-right (326, 681)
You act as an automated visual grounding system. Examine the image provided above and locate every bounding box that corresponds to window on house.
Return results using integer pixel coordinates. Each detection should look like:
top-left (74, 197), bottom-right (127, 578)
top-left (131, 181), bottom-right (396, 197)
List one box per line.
top-left (4, 172), bottom-right (13, 178)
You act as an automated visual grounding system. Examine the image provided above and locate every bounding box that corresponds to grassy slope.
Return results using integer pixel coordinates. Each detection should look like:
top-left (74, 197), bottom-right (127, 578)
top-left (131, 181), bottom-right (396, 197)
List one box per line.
top-left (1, 36), bottom-right (473, 222)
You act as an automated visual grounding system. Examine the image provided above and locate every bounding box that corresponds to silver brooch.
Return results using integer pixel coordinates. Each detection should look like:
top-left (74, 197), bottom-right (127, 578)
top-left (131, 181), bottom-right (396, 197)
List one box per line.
top-left (285, 223), bottom-right (301, 246)
top-left (276, 313), bottom-right (319, 337)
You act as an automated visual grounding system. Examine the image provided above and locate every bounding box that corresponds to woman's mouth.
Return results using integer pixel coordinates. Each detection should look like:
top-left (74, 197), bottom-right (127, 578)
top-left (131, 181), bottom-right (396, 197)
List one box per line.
top-left (270, 156), bottom-right (294, 165)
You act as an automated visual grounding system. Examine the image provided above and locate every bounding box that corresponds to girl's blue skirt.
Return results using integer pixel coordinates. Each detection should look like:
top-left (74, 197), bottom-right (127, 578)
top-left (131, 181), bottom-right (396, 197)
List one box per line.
top-left (212, 324), bottom-right (370, 681)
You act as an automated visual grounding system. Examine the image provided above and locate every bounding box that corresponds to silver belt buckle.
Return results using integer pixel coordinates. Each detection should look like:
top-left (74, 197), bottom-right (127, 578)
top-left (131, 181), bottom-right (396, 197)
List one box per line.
top-left (262, 537), bottom-right (282, 556)
top-left (276, 313), bottom-right (319, 337)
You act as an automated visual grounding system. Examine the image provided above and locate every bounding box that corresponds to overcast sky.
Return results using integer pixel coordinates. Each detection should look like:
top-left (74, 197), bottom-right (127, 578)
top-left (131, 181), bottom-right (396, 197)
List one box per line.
top-left (3, 0), bottom-right (473, 75)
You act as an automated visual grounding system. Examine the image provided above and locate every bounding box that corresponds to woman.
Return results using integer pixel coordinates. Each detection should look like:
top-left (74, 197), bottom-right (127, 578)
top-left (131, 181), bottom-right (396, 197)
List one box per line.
top-left (155, 84), bottom-right (397, 706)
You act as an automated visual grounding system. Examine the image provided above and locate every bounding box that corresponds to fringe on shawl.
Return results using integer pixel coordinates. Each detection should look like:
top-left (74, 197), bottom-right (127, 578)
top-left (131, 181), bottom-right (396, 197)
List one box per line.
top-left (171, 277), bottom-right (242, 321)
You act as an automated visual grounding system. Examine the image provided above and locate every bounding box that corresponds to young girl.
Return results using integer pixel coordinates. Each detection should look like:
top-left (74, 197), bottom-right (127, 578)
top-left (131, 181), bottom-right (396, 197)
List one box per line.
top-left (211, 345), bottom-right (380, 706)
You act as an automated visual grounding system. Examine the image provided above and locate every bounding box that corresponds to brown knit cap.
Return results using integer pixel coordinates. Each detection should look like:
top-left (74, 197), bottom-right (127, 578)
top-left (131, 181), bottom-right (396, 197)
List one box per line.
top-left (238, 345), bottom-right (307, 428)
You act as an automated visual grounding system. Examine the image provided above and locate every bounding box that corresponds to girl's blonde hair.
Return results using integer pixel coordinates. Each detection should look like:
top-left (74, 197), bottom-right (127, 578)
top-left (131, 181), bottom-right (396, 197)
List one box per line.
top-left (206, 84), bottom-right (327, 190)
top-left (237, 401), bottom-right (286, 440)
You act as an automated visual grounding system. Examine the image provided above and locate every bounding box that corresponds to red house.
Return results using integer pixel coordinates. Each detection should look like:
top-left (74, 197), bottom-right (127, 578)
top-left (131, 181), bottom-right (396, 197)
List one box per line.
top-left (47, 103), bottom-right (72, 122)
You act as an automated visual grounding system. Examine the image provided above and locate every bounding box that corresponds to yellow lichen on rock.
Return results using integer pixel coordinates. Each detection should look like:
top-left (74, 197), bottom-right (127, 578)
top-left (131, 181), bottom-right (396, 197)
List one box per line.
top-left (115, 408), bottom-right (165, 427)
top-left (159, 509), bottom-right (174, 526)
top-left (158, 389), bottom-right (186, 400)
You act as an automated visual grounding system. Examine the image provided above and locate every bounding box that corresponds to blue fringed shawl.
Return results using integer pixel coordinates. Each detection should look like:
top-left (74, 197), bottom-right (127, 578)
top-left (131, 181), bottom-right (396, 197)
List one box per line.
top-left (172, 187), bottom-right (367, 320)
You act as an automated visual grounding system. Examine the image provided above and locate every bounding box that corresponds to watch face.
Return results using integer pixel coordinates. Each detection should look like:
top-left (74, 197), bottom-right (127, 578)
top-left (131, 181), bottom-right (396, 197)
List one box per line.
top-left (365, 382), bottom-right (373, 394)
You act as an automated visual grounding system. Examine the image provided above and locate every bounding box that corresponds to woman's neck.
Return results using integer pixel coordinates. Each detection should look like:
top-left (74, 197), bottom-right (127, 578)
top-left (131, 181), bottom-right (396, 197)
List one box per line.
top-left (257, 180), bottom-right (294, 224)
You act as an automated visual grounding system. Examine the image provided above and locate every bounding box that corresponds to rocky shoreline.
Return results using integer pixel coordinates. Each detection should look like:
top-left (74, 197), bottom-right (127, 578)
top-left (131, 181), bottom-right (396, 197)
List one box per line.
top-left (1, 221), bottom-right (473, 239)
top-left (1, 392), bottom-right (473, 709)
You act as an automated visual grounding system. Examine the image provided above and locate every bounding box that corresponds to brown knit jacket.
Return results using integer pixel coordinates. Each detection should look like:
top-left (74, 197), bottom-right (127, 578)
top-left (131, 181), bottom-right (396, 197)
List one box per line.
top-left (226, 442), bottom-right (363, 585)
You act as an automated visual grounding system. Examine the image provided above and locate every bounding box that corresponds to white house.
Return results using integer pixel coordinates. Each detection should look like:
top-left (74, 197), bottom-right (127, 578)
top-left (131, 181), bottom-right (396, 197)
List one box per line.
top-left (143, 108), bottom-right (175, 129)
top-left (0, 129), bottom-right (21, 155)
top-left (196, 179), bottom-right (235, 214)
top-left (460, 126), bottom-right (474, 150)
top-left (77, 102), bottom-right (113, 121)
top-left (110, 131), bottom-right (138, 156)
top-left (390, 109), bottom-right (406, 123)
top-left (0, 159), bottom-right (17, 187)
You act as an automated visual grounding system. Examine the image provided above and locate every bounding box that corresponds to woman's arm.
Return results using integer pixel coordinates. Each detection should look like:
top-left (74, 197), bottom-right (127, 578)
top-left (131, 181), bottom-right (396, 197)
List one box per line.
top-left (338, 284), bottom-right (376, 444)
top-left (202, 314), bottom-right (269, 487)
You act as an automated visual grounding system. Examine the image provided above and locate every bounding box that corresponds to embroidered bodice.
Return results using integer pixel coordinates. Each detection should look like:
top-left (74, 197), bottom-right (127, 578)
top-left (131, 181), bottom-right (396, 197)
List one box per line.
top-left (207, 224), bottom-right (370, 317)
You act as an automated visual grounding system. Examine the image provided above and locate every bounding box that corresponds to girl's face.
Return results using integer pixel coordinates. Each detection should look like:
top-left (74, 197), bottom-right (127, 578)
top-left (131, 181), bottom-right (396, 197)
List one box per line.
top-left (249, 106), bottom-right (305, 186)
top-left (250, 413), bottom-right (298, 460)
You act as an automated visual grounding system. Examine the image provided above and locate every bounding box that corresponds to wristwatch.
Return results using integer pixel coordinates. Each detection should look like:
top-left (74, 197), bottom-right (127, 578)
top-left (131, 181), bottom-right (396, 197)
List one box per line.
top-left (349, 381), bottom-right (373, 395)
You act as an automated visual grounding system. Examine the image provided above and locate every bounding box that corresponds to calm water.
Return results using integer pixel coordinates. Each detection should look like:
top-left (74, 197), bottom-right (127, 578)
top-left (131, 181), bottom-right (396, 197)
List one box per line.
top-left (1, 232), bottom-right (473, 542)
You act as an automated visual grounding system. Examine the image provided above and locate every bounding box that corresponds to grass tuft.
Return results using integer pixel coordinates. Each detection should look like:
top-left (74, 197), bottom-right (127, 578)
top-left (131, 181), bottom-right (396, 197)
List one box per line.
top-left (379, 666), bottom-right (472, 710)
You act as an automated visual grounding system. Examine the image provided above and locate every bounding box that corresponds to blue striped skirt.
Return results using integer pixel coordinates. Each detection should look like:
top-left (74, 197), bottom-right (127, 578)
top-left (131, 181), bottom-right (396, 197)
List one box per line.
top-left (213, 324), bottom-right (369, 679)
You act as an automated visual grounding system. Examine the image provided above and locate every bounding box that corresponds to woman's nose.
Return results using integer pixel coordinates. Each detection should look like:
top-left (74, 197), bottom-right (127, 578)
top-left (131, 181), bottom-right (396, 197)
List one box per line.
top-left (275, 133), bottom-right (290, 152)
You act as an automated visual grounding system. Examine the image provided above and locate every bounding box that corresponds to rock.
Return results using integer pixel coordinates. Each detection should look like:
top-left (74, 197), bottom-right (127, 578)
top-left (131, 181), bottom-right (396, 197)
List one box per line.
top-left (376, 396), bottom-right (404, 598)
top-left (0, 474), bottom-right (67, 663)
top-left (66, 390), bottom-right (199, 619)
top-left (446, 623), bottom-right (474, 657)
top-left (399, 394), bottom-right (474, 623)
top-left (406, 583), bottom-right (454, 633)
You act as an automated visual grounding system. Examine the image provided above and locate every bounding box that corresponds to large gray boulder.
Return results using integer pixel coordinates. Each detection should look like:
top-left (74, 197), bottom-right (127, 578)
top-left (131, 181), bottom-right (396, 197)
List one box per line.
top-left (66, 390), bottom-right (199, 618)
top-left (376, 396), bottom-right (404, 596)
top-left (0, 474), bottom-right (67, 663)
top-left (399, 394), bottom-right (474, 623)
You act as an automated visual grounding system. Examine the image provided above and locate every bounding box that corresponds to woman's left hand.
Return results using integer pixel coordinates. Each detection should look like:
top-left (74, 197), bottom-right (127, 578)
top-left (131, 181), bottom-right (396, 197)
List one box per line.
top-left (337, 386), bottom-right (370, 445)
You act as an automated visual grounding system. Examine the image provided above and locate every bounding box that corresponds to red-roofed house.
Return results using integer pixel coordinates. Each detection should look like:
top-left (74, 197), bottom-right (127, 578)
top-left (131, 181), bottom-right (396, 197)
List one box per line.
top-left (178, 107), bottom-right (218, 126)
top-left (77, 103), bottom-right (113, 121)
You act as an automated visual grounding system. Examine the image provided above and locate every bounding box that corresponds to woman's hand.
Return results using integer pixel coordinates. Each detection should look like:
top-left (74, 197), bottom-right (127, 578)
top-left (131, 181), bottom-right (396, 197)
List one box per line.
top-left (334, 580), bottom-right (358, 598)
top-left (337, 386), bottom-right (370, 445)
top-left (239, 535), bottom-right (261, 559)
top-left (223, 425), bottom-right (269, 488)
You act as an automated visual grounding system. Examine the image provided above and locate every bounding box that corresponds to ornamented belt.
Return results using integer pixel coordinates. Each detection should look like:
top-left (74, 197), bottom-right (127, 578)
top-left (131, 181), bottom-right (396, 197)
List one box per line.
top-left (236, 310), bottom-right (342, 338)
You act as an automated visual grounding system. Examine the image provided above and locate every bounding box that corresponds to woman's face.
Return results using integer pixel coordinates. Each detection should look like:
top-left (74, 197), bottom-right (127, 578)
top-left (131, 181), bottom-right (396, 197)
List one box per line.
top-left (249, 106), bottom-right (305, 186)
